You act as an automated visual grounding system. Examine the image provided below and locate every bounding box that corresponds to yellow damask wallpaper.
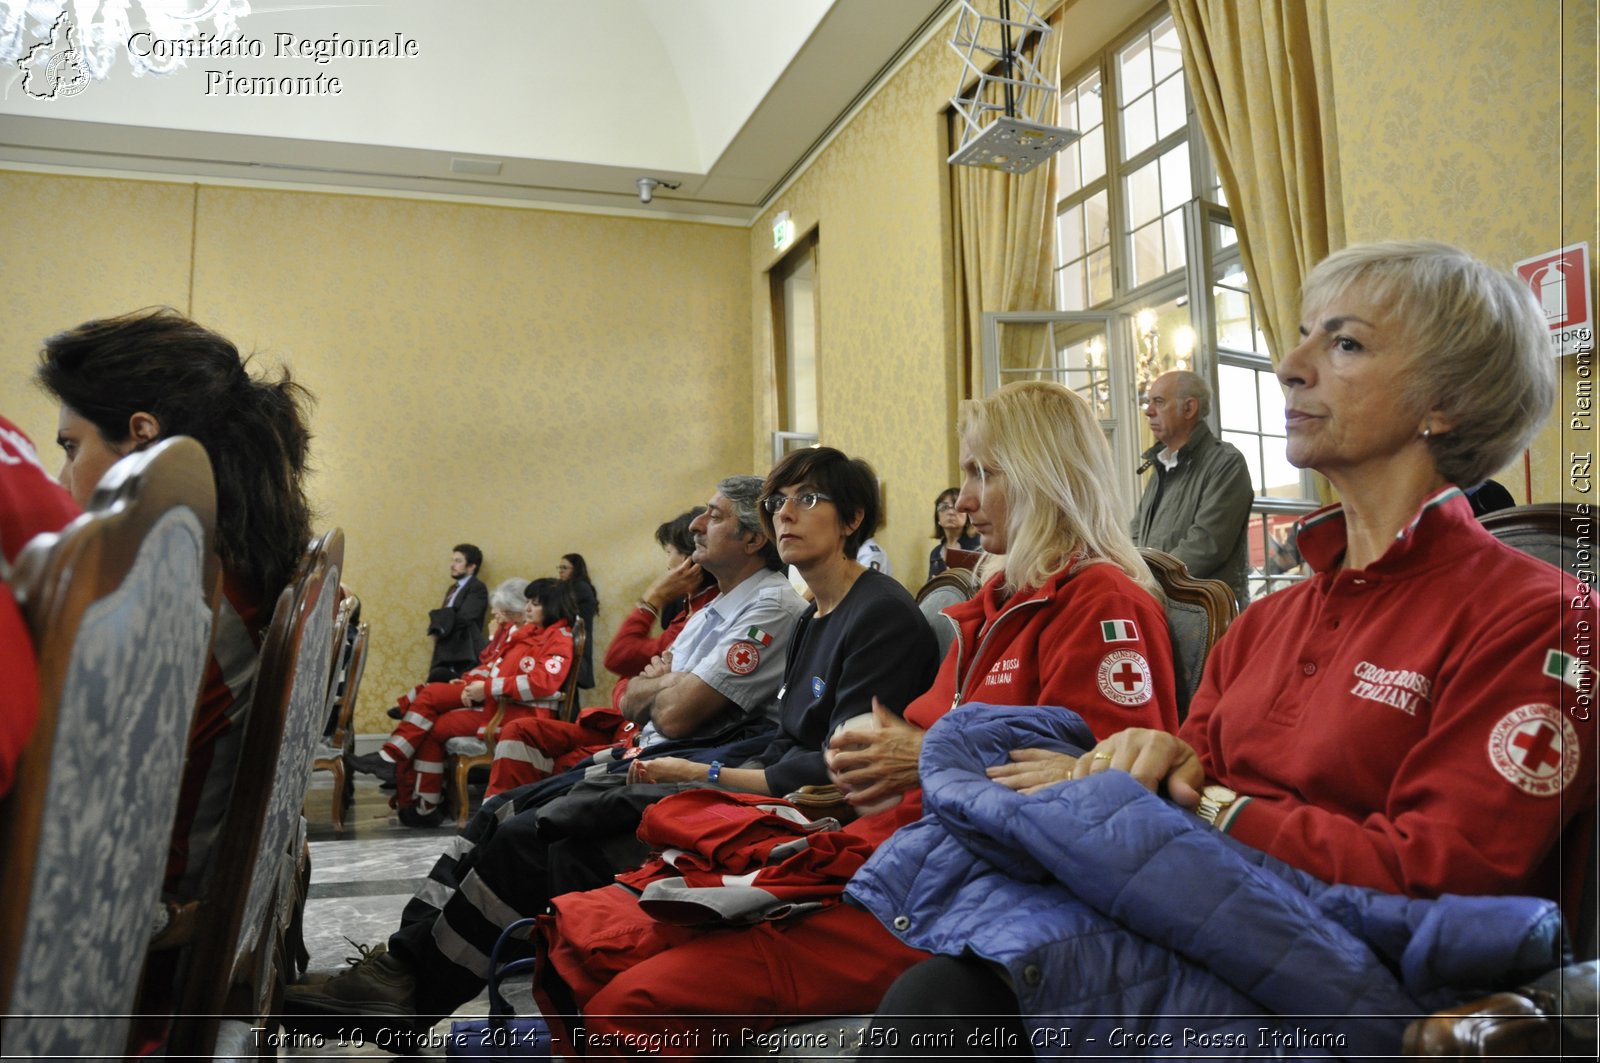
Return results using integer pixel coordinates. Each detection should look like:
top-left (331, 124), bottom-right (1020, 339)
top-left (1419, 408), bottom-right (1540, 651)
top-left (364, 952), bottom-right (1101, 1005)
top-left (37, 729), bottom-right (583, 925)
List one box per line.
top-left (1325, 0), bottom-right (1598, 505)
top-left (1, 171), bottom-right (752, 732)
top-left (750, 14), bottom-right (963, 588)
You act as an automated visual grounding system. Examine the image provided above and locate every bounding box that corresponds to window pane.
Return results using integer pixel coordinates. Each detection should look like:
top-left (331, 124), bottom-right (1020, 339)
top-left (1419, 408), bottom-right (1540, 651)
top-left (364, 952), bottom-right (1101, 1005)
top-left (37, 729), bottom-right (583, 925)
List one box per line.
top-left (1058, 85), bottom-right (1078, 131)
top-left (1159, 142), bottom-right (1192, 212)
top-left (1214, 285), bottom-right (1254, 351)
top-left (1080, 125), bottom-right (1106, 185)
top-left (1057, 203), bottom-right (1084, 261)
top-left (1122, 94), bottom-right (1156, 159)
top-left (1218, 363), bottom-right (1260, 432)
top-left (1264, 445), bottom-right (1300, 497)
top-left (1078, 72), bottom-right (1103, 129)
top-left (1223, 430), bottom-right (1263, 494)
top-left (1087, 247), bottom-right (1113, 305)
top-left (1218, 259), bottom-right (1247, 288)
top-left (1119, 35), bottom-right (1152, 102)
top-left (1084, 190), bottom-right (1110, 250)
top-left (1058, 140), bottom-right (1082, 197)
top-left (1125, 157), bottom-right (1161, 228)
top-left (1131, 221), bottom-right (1164, 287)
top-left (1151, 19), bottom-right (1182, 81)
top-left (1132, 293), bottom-right (1194, 396)
top-left (1162, 209), bottom-right (1187, 273)
top-left (1056, 326), bottom-right (1112, 419)
top-left (1059, 259), bottom-right (1086, 311)
top-left (1155, 73), bottom-right (1187, 140)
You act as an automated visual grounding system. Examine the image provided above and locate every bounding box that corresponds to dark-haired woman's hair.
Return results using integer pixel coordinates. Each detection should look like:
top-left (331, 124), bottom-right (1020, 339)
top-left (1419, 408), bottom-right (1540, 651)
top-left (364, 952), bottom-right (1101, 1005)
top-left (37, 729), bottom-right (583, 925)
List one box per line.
top-left (655, 507), bottom-right (705, 557)
top-left (758, 446), bottom-right (880, 558)
top-left (525, 576), bottom-right (578, 627)
top-left (561, 552), bottom-right (591, 585)
top-left (37, 307), bottom-right (314, 604)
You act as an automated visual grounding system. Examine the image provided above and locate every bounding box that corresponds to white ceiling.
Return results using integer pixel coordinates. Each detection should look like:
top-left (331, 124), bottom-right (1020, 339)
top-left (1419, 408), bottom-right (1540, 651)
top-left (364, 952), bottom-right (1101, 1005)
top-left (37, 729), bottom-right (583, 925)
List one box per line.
top-left (0, 0), bottom-right (953, 222)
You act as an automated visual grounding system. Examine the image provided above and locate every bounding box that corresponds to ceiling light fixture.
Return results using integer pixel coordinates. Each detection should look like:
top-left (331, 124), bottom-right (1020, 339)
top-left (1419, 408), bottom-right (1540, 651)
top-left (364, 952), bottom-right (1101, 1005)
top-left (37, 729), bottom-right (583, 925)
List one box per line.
top-left (636, 177), bottom-right (681, 205)
top-left (947, 0), bottom-right (1078, 175)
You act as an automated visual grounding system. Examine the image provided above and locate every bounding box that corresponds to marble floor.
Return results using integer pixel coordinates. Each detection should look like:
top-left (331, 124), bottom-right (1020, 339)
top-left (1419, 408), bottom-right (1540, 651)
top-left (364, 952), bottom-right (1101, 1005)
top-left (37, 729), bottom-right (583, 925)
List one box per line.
top-left (281, 735), bottom-right (506, 1059)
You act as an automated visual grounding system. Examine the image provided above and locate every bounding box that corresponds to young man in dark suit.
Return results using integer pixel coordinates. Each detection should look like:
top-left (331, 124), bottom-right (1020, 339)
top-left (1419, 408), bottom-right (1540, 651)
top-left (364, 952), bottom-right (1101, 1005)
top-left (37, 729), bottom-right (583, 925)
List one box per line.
top-left (426, 543), bottom-right (487, 682)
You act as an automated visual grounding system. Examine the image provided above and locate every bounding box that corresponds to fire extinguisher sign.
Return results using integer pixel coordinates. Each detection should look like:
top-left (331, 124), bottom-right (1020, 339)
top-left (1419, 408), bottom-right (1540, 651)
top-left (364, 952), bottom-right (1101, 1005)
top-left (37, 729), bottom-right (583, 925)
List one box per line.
top-left (1514, 243), bottom-right (1592, 356)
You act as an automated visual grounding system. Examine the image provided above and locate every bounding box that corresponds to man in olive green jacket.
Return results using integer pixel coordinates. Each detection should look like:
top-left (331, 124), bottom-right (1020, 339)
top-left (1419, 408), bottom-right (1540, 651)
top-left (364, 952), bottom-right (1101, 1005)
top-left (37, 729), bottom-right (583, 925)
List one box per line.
top-left (1131, 371), bottom-right (1253, 608)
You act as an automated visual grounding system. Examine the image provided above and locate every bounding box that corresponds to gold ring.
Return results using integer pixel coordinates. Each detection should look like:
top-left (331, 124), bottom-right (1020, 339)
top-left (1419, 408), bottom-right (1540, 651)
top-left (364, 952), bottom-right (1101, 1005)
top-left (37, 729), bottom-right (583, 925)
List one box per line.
top-left (1092, 752), bottom-right (1112, 762)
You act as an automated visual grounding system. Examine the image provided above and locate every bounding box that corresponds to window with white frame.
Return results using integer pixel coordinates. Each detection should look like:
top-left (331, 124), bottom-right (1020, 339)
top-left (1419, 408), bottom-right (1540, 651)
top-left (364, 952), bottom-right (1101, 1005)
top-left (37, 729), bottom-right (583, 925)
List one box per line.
top-left (1047, 6), bottom-right (1317, 599)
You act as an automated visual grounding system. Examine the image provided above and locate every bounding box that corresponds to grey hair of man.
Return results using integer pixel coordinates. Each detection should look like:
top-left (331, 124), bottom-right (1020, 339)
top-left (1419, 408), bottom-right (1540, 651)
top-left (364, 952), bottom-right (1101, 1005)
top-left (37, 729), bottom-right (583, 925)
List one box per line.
top-left (1300, 239), bottom-right (1554, 488)
top-left (489, 578), bottom-right (530, 614)
top-left (1165, 369), bottom-right (1213, 420)
top-left (717, 474), bottom-right (785, 571)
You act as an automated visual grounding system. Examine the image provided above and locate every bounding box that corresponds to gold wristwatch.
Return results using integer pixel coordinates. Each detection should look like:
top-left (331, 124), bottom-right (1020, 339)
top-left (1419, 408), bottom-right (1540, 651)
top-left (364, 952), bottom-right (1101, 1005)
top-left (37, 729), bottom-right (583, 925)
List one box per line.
top-left (1196, 784), bottom-right (1240, 827)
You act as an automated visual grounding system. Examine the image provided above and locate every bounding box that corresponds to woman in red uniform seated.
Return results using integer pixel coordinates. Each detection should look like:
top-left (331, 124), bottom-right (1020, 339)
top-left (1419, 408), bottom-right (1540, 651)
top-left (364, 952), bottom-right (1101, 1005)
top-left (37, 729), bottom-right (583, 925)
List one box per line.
top-left (369, 577), bottom-right (529, 728)
top-left (536, 380), bottom-right (1181, 1051)
top-left (487, 510), bottom-right (717, 795)
top-left (389, 577), bottom-right (575, 826)
top-left (856, 240), bottom-right (1592, 1053)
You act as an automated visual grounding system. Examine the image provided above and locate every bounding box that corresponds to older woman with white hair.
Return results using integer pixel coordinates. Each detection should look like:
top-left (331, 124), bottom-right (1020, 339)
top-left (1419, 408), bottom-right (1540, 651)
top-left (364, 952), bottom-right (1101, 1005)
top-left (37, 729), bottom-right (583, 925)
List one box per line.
top-left (853, 240), bottom-right (1594, 1054)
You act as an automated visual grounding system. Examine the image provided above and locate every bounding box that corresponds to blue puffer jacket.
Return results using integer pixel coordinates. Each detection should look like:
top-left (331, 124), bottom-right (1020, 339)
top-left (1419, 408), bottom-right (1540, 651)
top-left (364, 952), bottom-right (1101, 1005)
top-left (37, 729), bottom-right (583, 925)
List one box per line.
top-left (845, 704), bottom-right (1568, 1059)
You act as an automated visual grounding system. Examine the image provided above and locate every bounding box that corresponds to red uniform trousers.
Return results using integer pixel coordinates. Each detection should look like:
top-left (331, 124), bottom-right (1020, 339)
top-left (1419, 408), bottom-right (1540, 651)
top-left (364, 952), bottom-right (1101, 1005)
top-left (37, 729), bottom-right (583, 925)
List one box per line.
top-left (486, 708), bottom-right (634, 796)
top-left (395, 702), bottom-right (557, 812)
top-left (543, 887), bottom-right (927, 1059)
top-left (382, 680), bottom-right (473, 763)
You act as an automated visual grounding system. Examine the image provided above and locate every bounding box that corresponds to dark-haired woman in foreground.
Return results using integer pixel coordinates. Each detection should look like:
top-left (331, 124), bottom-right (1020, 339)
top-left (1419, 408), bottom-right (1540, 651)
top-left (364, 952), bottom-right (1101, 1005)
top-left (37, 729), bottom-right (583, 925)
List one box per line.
top-left (854, 241), bottom-right (1595, 1055)
top-left (38, 306), bottom-right (315, 895)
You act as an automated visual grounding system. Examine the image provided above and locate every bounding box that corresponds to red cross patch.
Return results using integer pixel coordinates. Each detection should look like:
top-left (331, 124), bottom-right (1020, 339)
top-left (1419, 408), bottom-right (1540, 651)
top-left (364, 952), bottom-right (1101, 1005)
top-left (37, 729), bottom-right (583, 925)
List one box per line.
top-left (1096, 650), bottom-right (1152, 706)
top-left (726, 640), bottom-right (761, 676)
top-left (518, 657), bottom-right (536, 673)
top-left (1488, 704), bottom-right (1579, 797)
top-left (544, 657), bottom-right (563, 674)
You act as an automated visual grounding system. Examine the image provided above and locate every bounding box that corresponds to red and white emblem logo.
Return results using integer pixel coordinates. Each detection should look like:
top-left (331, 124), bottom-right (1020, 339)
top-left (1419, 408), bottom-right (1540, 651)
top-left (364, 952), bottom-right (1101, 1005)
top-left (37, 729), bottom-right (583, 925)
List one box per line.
top-left (545, 657), bottom-right (563, 674)
top-left (1097, 650), bottom-right (1153, 706)
top-left (1488, 704), bottom-right (1579, 797)
top-left (726, 640), bottom-right (761, 676)
top-left (518, 657), bottom-right (536, 673)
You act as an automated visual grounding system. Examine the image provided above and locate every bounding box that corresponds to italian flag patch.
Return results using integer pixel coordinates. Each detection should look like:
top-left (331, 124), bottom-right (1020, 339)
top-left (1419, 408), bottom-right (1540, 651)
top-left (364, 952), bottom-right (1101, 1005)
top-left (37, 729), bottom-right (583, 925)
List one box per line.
top-left (1544, 649), bottom-right (1586, 690)
top-left (745, 626), bottom-right (774, 647)
top-left (1101, 619), bottom-right (1139, 643)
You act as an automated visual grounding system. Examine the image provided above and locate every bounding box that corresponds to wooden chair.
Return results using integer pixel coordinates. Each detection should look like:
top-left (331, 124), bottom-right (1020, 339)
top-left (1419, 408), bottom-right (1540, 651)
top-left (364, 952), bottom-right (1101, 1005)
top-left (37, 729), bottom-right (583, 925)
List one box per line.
top-left (1402, 503), bottom-right (1596, 1057)
top-left (310, 596), bottom-right (368, 834)
top-left (942, 546), bottom-right (984, 571)
top-left (914, 567), bottom-right (981, 661)
top-left (1479, 502), bottom-right (1577, 572)
top-left (0, 438), bottom-right (220, 1060)
top-left (444, 618), bottom-right (587, 826)
top-left (1139, 548), bottom-right (1238, 719)
top-left (167, 529), bottom-right (344, 1058)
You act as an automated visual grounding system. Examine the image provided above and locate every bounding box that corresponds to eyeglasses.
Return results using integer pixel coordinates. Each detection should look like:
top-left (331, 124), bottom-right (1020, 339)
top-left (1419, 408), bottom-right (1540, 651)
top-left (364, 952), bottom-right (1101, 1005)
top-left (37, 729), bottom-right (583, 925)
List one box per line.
top-left (936, 502), bottom-right (959, 513)
top-left (762, 491), bottom-right (833, 514)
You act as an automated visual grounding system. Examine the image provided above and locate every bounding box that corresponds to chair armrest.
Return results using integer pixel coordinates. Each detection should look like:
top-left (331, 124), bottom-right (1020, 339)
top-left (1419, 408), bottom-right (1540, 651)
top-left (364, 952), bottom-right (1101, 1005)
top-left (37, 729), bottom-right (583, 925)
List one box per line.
top-left (784, 784), bottom-right (857, 824)
top-left (1402, 960), bottom-right (1598, 1056)
top-left (148, 899), bottom-right (201, 952)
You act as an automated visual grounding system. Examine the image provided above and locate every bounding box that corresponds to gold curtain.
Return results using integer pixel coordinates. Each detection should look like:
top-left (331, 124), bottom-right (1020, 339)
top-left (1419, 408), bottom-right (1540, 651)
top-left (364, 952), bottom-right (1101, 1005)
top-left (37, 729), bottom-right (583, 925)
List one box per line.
top-left (1167, 0), bottom-right (1345, 365)
top-left (950, 6), bottom-right (1064, 399)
